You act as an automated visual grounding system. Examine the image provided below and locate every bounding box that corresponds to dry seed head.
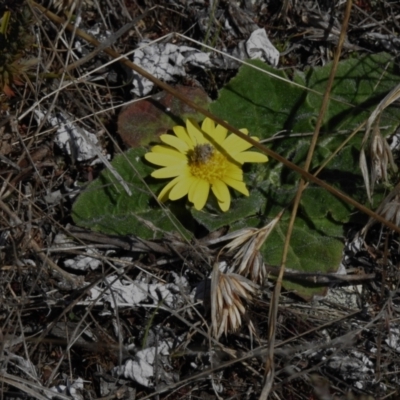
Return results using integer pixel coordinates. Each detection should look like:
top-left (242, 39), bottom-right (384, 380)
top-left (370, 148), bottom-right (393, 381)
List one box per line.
top-left (361, 112), bottom-right (398, 203)
top-left (362, 187), bottom-right (400, 235)
top-left (222, 217), bottom-right (281, 284)
top-left (379, 195), bottom-right (400, 227)
top-left (211, 263), bottom-right (258, 339)
top-left (370, 126), bottom-right (396, 191)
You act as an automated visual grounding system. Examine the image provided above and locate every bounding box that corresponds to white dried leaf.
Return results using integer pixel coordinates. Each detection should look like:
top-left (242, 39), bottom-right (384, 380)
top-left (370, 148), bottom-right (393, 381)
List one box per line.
top-left (5, 353), bottom-right (37, 379)
top-left (87, 273), bottom-right (189, 309)
top-left (385, 327), bottom-right (400, 352)
top-left (49, 378), bottom-right (84, 400)
top-left (64, 249), bottom-right (101, 271)
top-left (35, 110), bottom-right (99, 161)
top-left (113, 341), bottom-right (171, 388)
top-left (246, 28), bottom-right (280, 67)
top-left (132, 42), bottom-right (213, 96)
top-left (89, 276), bottom-right (149, 308)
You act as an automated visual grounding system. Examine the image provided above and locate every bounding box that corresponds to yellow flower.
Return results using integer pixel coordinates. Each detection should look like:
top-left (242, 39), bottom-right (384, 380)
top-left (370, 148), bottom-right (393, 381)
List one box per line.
top-left (145, 118), bottom-right (268, 212)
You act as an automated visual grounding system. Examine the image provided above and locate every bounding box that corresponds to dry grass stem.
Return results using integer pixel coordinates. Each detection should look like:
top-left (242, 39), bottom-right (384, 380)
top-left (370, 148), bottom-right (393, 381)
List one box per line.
top-left (261, 1), bottom-right (354, 398)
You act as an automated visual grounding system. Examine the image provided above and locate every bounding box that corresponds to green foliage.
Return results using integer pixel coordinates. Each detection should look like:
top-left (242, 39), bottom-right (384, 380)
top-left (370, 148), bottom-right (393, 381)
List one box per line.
top-left (72, 148), bottom-right (192, 239)
top-left (205, 53), bottom-right (400, 297)
top-left (72, 53), bottom-right (400, 296)
top-left (212, 54), bottom-right (400, 140)
top-left (265, 219), bottom-right (344, 300)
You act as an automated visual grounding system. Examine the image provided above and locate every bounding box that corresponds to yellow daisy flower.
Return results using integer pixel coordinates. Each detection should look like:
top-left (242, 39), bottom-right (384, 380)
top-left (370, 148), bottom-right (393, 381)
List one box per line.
top-left (145, 117), bottom-right (268, 212)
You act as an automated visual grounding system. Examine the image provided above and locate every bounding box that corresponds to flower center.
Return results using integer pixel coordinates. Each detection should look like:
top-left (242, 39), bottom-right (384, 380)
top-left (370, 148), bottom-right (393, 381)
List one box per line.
top-left (188, 144), bottom-right (228, 182)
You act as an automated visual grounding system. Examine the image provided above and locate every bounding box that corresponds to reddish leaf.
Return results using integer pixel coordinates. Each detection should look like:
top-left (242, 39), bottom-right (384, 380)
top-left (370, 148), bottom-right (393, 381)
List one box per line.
top-left (3, 84), bottom-right (15, 97)
top-left (118, 85), bottom-right (210, 148)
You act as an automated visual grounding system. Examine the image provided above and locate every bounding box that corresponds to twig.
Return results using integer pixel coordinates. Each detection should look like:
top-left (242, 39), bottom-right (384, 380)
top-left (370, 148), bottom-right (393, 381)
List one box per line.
top-left (0, 199), bottom-right (78, 285)
top-left (266, 266), bottom-right (375, 284)
top-left (260, 1), bottom-right (354, 398)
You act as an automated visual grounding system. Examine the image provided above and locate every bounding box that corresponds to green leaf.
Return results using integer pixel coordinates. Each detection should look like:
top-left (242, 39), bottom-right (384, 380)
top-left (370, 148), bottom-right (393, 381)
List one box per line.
top-left (190, 53), bottom-right (400, 297)
top-left (72, 53), bottom-right (399, 296)
top-left (205, 52), bottom-right (400, 217)
top-left (301, 53), bottom-right (400, 133)
top-left (211, 53), bottom-right (400, 140)
top-left (72, 148), bottom-right (192, 239)
top-left (191, 188), bottom-right (266, 231)
top-left (262, 218), bottom-right (344, 300)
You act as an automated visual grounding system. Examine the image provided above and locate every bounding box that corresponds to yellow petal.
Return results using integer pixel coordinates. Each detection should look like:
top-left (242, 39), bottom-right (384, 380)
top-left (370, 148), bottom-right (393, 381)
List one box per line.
top-left (192, 179), bottom-right (210, 210)
top-left (160, 134), bottom-right (189, 153)
top-left (222, 133), bottom-right (253, 154)
top-left (157, 176), bottom-right (181, 201)
top-left (145, 151), bottom-right (186, 166)
top-left (172, 125), bottom-right (193, 148)
top-left (218, 199), bottom-right (230, 212)
top-left (186, 176), bottom-right (199, 198)
top-left (150, 145), bottom-right (185, 157)
top-left (188, 178), bottom-right (201, 202)
top-left (201, 118), bottom-right (228, 144)
top-left (214, 124), bottom-right (228, 143)
top-left (225, 164), bottom-right (244, 180)
top-left (211, 180), bottom-right (230, 203)
top-left (152, 164), bottom-right (189, 179)
top-left (186, 119), bottom-right (206, 145)
top-left (201, 117), bottom-right (215, 136)
top-left (222, 177), bottom-right (249, 196)
top-left (234, 151), bottom-right (268, 164)
top-left (185, 175), bottom-right (198, 195)
top-left (169, 176), bottom-right (192, 200)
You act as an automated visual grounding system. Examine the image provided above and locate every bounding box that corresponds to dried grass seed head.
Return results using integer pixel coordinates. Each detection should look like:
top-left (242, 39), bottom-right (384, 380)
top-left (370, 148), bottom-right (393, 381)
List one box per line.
top-left (221, 217), bottom-right (281, 284)
top-left (379, 194), bottom-right (400, 227)
top-left (211, 262), bottom-right (259, 339)
top-left (370, 125), bottom-right (396, 190)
